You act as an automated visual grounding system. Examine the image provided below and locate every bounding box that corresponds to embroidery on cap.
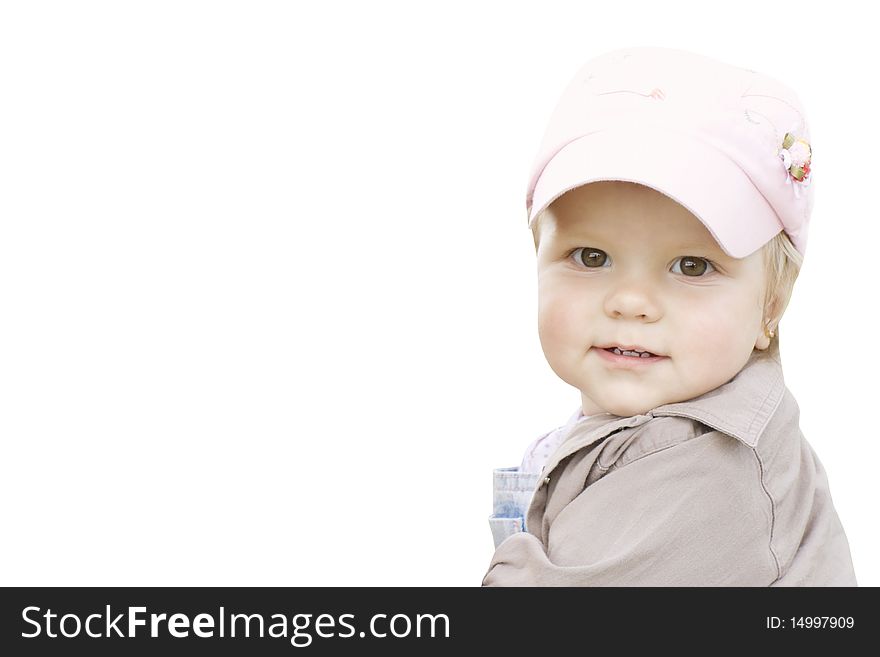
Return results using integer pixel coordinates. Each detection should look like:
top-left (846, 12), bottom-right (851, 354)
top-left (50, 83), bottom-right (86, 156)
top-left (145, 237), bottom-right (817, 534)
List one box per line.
top-left (778, 131), bottom-right (812, 199)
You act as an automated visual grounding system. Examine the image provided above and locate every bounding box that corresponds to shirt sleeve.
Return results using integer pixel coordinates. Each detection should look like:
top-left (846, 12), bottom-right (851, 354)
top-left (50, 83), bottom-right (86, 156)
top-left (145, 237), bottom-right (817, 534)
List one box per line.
top-left (482, 430), bottom-right (780, 586)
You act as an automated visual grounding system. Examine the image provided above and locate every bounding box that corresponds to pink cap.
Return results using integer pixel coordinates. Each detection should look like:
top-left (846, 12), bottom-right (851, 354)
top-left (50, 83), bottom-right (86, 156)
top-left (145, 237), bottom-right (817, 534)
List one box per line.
top-left (525, 47), bottom-right (814, 258)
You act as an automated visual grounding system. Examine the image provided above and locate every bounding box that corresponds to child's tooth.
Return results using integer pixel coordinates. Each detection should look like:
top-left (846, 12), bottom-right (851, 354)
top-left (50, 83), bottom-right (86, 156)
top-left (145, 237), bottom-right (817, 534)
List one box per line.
top-left (609, 347), bottom-right (655, 358)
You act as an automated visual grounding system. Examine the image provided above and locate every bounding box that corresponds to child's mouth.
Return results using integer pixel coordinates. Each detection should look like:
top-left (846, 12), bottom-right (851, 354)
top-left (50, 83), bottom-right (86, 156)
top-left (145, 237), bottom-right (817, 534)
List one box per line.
top-left (595, 345), bottom-right (668, 364)
top-left (604, 347), bottom-right (656, 358)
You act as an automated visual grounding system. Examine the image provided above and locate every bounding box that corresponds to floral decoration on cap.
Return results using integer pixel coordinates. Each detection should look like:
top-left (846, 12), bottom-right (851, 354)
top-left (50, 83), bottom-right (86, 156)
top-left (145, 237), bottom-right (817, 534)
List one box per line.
top-left (779, 132), bottom-right (811, 184)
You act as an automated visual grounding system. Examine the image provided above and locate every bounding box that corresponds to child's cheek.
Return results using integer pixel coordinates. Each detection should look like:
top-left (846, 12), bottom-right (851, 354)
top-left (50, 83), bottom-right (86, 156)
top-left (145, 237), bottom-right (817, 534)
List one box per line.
top-left (538, 282), bottom-right (593, 348)
top-left (674, 293), bottom-right (759, 357)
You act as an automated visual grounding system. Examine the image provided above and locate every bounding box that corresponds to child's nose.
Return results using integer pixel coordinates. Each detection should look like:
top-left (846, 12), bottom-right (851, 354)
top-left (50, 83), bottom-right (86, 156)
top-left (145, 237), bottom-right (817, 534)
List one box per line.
top-left (603, 284), bottom-right (662, 322)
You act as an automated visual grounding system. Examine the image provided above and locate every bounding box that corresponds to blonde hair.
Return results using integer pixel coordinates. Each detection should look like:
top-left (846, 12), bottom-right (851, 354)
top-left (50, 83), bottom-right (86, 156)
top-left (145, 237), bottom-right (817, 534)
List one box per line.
top-left (759, 230), bottom-right (803, 357)
top-left (530, 210), bottom-right (803, 356)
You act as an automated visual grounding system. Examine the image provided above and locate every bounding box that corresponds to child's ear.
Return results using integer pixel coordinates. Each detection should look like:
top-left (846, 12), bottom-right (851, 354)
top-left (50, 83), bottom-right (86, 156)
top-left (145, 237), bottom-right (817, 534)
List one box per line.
top-left (754, 294), bottom-right (779, 351)
top-left (754, 323), bottom-right (771, 351)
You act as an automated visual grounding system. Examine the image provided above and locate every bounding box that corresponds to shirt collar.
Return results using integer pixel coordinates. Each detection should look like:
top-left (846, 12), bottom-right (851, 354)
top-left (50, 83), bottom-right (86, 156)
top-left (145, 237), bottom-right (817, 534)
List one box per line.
top-left (649, 350), bottom-right (785, 448)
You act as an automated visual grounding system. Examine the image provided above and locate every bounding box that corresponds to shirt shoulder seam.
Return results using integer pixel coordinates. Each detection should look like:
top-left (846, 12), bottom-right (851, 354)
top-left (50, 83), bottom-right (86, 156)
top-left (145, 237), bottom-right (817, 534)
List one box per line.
top-left (751, 445), bottom-right (782, 581)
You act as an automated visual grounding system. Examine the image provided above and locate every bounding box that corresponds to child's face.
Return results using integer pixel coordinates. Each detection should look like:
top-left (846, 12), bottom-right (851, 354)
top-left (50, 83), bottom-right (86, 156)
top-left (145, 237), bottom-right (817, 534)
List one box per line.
top-left (536, 181), bottom-right (771, 417)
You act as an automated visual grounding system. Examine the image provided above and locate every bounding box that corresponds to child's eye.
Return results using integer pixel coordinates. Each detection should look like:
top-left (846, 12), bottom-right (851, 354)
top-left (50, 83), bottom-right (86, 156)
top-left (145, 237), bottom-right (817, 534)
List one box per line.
top-left (670, 256), bottom-right (715, 277)
top-left (571, 247), bottom-right (612, 268)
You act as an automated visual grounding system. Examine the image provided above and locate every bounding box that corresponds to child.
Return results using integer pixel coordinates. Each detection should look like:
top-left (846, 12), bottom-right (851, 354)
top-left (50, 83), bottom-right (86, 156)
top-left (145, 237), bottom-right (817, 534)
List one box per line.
top-left (482, 46), bottom-right (857, 586)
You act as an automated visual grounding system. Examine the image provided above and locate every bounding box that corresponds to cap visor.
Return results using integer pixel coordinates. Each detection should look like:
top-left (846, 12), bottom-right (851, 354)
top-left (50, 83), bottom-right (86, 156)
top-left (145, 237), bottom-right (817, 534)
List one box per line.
top-left (528, 126), bottom-right (783, 258)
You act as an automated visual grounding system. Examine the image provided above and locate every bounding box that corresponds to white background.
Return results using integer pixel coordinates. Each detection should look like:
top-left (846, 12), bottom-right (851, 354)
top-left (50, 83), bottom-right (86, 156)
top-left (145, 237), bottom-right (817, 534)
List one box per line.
top-left (1, 1), bottom-right (876, 586)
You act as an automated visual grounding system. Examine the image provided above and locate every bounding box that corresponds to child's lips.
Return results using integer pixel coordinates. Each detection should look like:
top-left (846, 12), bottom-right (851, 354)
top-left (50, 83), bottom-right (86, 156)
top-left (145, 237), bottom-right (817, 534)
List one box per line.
top-left (593, 346), bottom-right (669, 365)
top-left (595, 343), bottom-right (663, 357)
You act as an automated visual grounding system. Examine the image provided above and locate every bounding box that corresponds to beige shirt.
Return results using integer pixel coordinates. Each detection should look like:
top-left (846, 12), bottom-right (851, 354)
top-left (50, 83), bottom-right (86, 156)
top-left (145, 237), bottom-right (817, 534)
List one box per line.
top-left (482, 351), bottom-right (858, 586)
